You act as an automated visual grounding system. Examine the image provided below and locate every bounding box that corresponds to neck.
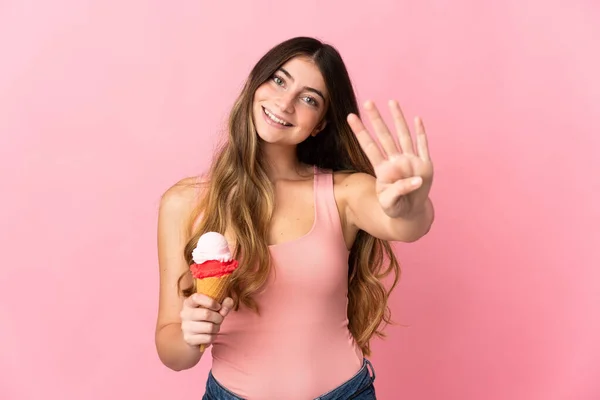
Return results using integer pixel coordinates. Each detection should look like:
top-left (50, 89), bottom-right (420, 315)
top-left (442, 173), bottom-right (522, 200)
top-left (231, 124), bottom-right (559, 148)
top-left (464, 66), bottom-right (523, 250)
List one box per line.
top-left (260, 142), bottom-right (307, 181)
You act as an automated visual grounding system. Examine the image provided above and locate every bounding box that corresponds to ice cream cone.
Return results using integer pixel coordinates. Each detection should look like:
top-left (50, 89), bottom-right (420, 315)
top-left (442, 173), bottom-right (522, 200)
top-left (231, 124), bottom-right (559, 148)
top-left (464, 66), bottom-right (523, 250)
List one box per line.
top-left (190, 232), bottom-right (239, 353)
top-left (195, 275), bottom-right (233, 304)
top-left (196, 274), bottom-right (233, 353)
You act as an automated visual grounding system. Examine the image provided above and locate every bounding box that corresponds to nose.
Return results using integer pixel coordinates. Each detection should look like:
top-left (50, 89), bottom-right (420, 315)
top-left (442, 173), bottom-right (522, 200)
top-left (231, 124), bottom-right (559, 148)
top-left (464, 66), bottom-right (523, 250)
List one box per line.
top-left (275, 92), bottom-right (295, 114)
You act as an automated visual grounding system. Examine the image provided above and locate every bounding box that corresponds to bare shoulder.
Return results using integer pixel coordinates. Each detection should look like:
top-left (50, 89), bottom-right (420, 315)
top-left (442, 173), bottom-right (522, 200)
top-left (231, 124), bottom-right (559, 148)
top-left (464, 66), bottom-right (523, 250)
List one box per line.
top-left (331, 172), bottom-right (377, 247)
top-left (333, 171), bottom-right (375, 200)
top-left (159, 176), bottom-right (206, 216)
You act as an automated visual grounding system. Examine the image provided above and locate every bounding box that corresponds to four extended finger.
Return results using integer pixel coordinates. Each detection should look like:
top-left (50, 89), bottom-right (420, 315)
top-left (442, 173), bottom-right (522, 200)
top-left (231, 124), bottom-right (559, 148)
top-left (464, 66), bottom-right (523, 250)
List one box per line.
top-left (415, 116), bottom-right (431, 161)
top-left (363, 100), bottom-right (400, 156)
top-left (347, 113), bottom-right (384, 166)
top-left (389, 100), bottom-right (415, 155)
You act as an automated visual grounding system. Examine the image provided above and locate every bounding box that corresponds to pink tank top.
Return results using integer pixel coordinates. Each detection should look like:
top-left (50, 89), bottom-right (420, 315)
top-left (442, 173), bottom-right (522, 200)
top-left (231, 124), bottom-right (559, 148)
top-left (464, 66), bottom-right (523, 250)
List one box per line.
top-left (210, 166), bottom-right (363, 399)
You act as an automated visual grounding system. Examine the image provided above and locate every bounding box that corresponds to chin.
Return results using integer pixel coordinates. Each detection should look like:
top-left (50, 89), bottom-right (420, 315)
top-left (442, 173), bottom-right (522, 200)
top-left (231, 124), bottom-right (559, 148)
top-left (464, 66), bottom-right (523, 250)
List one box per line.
top-left (255, 127), bottom-right (283, 145)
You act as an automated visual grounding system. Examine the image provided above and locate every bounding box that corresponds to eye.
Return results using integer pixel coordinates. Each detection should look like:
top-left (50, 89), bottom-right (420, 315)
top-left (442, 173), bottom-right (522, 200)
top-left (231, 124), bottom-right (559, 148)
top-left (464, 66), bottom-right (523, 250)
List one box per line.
top-left (302, 96), bottom-right (318, 107)
top-left (272, 75), bottom-right (284, 86)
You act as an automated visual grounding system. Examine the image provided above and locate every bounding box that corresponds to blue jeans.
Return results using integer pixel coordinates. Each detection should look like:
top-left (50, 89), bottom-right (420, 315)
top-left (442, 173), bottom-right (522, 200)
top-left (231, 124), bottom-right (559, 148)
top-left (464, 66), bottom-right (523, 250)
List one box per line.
top-left (202, 358), bottom-right (376, 400)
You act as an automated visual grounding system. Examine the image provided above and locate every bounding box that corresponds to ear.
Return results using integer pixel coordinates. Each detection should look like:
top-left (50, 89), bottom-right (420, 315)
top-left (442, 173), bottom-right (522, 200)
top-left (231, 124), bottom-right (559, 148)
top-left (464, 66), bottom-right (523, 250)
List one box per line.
top-left (311, 119), bottom-right (328, 137)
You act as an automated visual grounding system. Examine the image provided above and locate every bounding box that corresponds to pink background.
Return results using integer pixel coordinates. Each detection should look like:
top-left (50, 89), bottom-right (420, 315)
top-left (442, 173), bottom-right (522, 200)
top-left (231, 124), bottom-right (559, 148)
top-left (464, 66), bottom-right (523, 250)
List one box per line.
top-left (1, 1), bottom-right (599, 399)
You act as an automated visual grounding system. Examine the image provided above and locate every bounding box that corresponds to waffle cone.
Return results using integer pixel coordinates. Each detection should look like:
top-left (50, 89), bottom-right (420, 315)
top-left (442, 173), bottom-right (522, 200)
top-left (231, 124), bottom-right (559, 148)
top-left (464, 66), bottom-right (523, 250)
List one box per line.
top-left (196, 274), bottom-right (232, 353)
top-left (195, 274), bottom-right (232, 304)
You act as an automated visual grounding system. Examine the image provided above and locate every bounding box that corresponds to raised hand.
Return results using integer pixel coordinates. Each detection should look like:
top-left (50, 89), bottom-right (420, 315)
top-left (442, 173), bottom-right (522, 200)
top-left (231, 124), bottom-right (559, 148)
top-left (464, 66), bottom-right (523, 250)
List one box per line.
top-left (347, 100), bottom-right (433, 219)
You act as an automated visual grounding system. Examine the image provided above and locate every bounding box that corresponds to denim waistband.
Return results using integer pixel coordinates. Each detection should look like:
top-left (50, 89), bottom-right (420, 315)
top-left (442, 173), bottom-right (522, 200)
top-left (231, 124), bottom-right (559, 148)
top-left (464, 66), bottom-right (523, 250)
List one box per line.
top-left (317, 358), bottom-right (375, 400)
top-left (202, 358), bottom-right (376, 400)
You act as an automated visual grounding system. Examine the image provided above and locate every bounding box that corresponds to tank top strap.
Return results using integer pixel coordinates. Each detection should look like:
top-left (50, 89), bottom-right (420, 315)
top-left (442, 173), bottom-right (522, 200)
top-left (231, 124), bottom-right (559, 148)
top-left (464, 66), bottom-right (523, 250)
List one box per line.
top-left (313, 166), bottom-right (345, 240)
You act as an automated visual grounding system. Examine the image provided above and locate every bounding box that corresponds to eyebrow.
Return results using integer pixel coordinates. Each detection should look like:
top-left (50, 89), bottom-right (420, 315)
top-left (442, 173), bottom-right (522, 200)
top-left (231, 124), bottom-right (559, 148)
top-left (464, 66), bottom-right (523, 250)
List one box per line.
top-left (278, 67), bottom-right (326, 102)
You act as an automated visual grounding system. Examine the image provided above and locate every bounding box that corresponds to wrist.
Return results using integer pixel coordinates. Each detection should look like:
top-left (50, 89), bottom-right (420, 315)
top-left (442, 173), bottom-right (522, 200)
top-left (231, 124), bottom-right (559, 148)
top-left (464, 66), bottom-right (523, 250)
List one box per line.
top-left (390, 197), bottom-right (431, 220)
top-left (386, 198), bottom-right (434, 242)
top-left (156, 323), bottom-right (203, 371)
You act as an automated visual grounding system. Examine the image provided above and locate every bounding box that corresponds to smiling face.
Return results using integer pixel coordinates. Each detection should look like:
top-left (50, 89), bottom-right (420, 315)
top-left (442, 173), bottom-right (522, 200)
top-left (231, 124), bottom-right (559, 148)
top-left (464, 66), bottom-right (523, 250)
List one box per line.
top-left (252, 56), bottom-right (329, 146)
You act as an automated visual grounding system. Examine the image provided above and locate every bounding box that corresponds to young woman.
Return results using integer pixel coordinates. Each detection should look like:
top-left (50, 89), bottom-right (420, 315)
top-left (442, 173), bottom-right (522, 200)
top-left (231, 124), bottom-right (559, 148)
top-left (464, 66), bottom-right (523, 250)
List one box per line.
top-left (155, 37), bottom-right (434, 399)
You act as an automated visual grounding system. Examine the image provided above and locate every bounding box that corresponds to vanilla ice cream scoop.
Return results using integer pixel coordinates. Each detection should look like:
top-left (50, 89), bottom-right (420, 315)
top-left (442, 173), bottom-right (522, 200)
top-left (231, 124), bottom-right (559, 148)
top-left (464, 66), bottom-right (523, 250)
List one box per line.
top-left (192, 231), bottom-right (232, 264)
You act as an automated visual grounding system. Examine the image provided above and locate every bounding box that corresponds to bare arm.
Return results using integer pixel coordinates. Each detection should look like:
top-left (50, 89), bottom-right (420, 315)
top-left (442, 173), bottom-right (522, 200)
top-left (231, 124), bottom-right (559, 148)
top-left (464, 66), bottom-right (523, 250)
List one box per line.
top-left (342, 172), bottom-right (434, 243)
top-left (344, 100), bottom-right (436, 243)
top-left (155, 177), bottom-right (203, 371)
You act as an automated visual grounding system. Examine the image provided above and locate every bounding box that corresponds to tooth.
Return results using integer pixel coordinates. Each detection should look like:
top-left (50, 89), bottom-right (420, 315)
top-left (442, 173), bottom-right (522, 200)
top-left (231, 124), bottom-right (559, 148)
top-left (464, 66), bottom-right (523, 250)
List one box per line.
top-left (266, 109), bottom-right (288, 125)
top-left (264, 108), bottom-right (290, 126)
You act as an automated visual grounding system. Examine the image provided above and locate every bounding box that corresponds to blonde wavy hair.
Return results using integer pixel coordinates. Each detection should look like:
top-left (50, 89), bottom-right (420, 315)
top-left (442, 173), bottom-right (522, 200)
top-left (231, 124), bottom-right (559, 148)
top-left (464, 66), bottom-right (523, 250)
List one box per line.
top-left (178, 37), bottom-right (400, 356)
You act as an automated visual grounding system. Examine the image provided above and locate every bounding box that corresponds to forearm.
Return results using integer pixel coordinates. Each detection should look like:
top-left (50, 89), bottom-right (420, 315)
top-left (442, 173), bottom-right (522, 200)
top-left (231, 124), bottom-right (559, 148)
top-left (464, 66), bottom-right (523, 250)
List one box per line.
top-left (155, 323), bottom-right (203, 371)
top-left (385, 197), bottom-right (435, 242)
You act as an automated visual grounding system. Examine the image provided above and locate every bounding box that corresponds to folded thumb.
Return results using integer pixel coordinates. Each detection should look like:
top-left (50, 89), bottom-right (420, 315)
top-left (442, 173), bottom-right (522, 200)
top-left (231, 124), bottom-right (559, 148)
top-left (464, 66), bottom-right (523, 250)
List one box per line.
top-left (219, 297), bottom-right (234, 317)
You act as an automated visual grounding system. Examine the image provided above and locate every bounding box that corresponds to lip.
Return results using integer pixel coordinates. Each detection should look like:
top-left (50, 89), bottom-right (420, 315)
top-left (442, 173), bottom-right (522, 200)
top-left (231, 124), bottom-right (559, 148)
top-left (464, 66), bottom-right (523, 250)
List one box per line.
top-left (262, 106), bottom-right (293, 127)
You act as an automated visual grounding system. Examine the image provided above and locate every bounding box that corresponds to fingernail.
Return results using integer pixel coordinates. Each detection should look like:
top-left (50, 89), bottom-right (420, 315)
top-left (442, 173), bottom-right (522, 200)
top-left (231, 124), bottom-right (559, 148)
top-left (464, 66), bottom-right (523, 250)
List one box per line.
top-left (411, 177), bottom-right (422, 186)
